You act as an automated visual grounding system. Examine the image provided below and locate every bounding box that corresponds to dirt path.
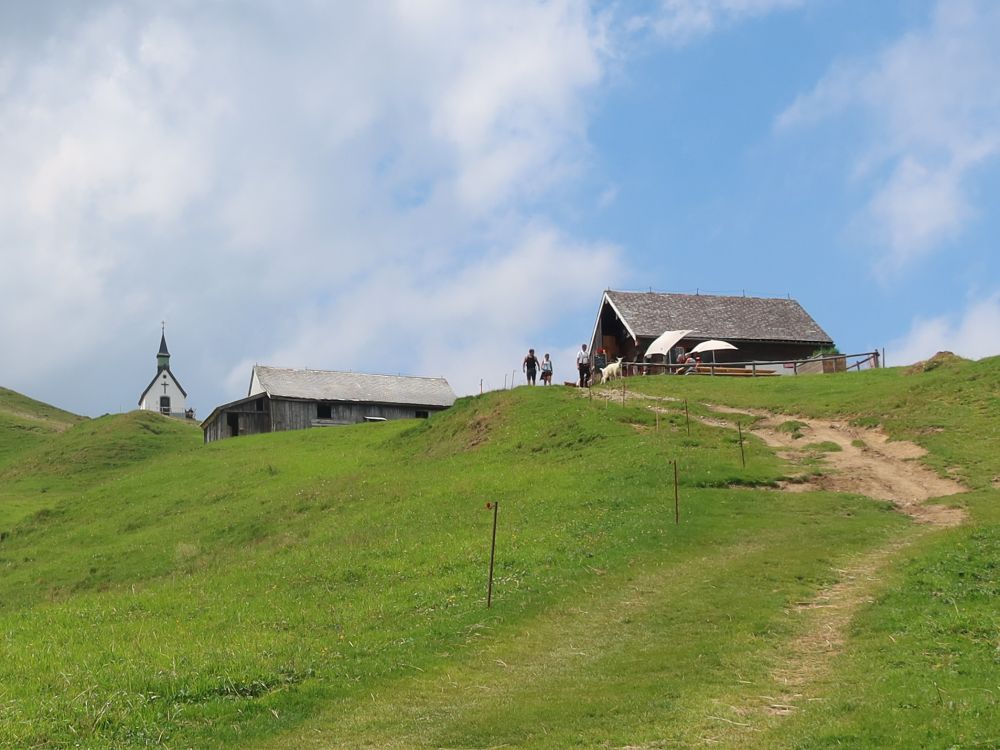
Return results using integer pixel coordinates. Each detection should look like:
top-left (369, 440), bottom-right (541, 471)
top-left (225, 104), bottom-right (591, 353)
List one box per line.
top-left (687, 404), bottom-right (968, 741)
top-left (709, 405), bottom-right (966, 527)
top-left (620, 389), bottom-right (966, 524)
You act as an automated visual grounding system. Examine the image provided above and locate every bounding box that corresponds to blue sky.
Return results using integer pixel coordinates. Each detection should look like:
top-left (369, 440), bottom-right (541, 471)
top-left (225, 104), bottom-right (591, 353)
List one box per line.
top-left (1, 0), bottom-right (997, 417)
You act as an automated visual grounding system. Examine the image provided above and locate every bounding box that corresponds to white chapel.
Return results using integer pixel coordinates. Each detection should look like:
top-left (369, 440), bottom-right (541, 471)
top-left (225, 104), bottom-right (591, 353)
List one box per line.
top-left (138, 326), bottom-right (188, 418)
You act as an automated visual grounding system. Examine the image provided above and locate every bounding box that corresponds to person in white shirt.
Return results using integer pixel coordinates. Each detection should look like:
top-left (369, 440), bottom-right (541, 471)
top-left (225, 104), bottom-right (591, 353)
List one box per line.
top-left (541, 353), bottom-right (554, 385)
top-left (576, 344), bottom-right (591, 387)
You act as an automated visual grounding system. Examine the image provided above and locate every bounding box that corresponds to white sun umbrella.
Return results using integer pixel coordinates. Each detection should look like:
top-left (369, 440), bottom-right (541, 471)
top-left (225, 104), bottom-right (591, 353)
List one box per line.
top-left (690, 339), bottom-right (738, 364)
top-left (644, 329), bottom-right (693, 358)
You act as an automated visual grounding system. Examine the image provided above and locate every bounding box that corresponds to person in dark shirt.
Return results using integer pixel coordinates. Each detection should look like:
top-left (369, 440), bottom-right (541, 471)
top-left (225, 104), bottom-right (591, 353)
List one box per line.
top-left (523, 348), bottom-right (540, 385)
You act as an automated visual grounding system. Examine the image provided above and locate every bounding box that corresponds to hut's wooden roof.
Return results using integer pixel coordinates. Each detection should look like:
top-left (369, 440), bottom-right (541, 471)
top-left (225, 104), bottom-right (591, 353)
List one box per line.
top-left (601, 290), bottom-right (833, 344)
top-left (250, 366), bottom-right (457, 407)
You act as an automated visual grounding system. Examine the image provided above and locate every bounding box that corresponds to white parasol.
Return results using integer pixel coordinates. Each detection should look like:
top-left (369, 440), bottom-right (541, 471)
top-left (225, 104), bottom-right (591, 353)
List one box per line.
top-left (644, 329), bottom-right (693, 358)
top-left (690, 339), bottom-right (737, 355)
top-left (690, 339), bottom-right (738, 364)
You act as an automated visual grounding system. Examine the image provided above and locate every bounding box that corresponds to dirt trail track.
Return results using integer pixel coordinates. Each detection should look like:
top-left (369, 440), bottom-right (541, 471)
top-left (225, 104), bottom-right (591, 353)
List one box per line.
top-left (698, 403), bottom-right (967, 738)
top-left (708, 404), bottom-right (967, 527)
top-left (621, 391), bottom-right (969, 740)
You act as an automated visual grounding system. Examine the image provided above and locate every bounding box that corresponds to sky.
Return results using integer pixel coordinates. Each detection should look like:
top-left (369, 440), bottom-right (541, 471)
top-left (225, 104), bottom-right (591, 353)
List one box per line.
top-left (1, 0), bottom-right (998, 417)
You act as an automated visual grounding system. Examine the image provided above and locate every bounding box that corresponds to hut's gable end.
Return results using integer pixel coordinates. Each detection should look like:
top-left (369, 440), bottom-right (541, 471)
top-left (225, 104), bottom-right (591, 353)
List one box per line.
top-left (248, 369), bottom-right (265, 397)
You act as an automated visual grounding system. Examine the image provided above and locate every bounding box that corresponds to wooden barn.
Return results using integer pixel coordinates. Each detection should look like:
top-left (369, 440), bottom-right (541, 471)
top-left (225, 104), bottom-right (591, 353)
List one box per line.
top-left (201, 365), bottom-right (457, 443)
top-left (590, 290), bottom-right (834, 366)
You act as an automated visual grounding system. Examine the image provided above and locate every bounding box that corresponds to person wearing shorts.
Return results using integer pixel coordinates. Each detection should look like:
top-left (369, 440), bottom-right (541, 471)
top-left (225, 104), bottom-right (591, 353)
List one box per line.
top-left (540, 353), bottom-right (553, 384)
top-left (523, 348), bottom-right (540, 385)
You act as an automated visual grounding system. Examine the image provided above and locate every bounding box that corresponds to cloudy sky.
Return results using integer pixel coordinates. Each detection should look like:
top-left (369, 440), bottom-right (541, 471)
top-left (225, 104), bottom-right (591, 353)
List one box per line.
top-left (2, 0), bottom-right (998, 417)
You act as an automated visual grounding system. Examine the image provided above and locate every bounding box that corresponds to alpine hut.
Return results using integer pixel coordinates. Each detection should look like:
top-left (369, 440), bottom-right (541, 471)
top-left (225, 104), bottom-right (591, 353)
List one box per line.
top-left (201, 365), bottom-right (457, 443)
top-left (590, 290), bottom-right (834, 366)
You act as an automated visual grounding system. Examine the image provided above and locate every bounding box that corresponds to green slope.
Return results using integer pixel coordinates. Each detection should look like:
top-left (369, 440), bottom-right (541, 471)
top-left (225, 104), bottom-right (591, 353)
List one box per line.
top-left (0, 362), bottom-right (996, 749)
top-left (1, 409), bottom-right (200, 487)
top-left (0, 387), bottom-right (85, 530)
top-left (0, 386), bottom-right (81, 469)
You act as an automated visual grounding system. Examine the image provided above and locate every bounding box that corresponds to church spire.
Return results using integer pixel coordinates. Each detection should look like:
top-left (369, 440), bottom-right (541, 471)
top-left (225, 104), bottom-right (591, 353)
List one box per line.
top-left (157, 321), bottom-right (170, 372)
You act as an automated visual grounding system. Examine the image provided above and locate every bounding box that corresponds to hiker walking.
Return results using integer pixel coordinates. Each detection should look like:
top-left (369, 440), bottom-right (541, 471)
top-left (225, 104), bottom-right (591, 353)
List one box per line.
top-left (577, 344), bottom-right (591, 387)
top-left (540, 353), bottom-right (553, 385)
top-left (523, 348), bottom-right (540, 385)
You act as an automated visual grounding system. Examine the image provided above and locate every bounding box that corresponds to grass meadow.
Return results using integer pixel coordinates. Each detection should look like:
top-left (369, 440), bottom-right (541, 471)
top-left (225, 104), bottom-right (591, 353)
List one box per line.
top-left (0, 359), bottom-right (997, 748)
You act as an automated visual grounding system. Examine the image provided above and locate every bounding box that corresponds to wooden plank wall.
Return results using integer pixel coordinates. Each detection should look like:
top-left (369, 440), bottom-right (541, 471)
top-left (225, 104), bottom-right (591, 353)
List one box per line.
top-left (272, 399), bottom-right (439, 427)
top-left (204, 398), bottom-right (447, 443)
top-left (203, 397), bottom-right (272, 443)
top-left (204, 412), bottom-right (272, 443)
top-left (270, 399), bottom-right (314, 432)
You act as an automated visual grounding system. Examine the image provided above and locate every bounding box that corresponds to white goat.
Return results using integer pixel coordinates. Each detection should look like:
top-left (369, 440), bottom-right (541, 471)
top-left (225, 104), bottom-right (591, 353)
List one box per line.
top-left (600, 357), bottom-right (624, 384)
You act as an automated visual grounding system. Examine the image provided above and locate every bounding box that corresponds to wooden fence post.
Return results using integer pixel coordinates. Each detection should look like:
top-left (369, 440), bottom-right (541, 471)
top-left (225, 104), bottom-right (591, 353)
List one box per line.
top-left (673, 460), bottom-right (680, 525)
top-left (486, 501), bottom-right (499, 608)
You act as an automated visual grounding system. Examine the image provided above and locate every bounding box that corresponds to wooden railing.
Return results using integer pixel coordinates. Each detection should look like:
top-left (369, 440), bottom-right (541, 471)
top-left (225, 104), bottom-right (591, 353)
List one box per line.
top-left (605, 351), bottom-right (881, 378)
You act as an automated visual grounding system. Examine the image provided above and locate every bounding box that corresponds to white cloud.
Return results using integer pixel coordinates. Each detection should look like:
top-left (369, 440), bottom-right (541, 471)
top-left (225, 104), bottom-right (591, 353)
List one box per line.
top-left (777, 0), bottom-right (1000, 268)
top-left (0, 0), bottom-right (816, 415)
top-left (888, 292), bottom-right (1000, 365)
top-left (633, 0), bottom-right (805, 44)
top-left (0, 1), bottom-right (620, 413)
top-left (247, 226), bottom-right (621, 396)
top-left (868, 157), bottom-right (969, 263)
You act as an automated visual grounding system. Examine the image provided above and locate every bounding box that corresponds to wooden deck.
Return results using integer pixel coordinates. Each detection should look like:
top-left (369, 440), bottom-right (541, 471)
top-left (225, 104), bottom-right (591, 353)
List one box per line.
top-left (689, 365), bottom-right (778, 377)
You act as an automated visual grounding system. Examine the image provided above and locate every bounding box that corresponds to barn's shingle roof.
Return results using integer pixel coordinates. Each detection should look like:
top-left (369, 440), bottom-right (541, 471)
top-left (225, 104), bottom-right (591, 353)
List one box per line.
top-left (250, 366), bottom-right (457, 407)
top-left (604, 291), bottom-right (833, 344)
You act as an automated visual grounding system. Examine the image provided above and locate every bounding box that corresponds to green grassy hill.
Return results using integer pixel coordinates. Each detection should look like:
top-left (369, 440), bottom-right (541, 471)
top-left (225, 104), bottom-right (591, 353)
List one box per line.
top-left (0, 386), bottom-right (81, 470)
top-left (0, 361), bottom-right (996, 749)
top-left (0, 387), bottom-right (86, 531)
